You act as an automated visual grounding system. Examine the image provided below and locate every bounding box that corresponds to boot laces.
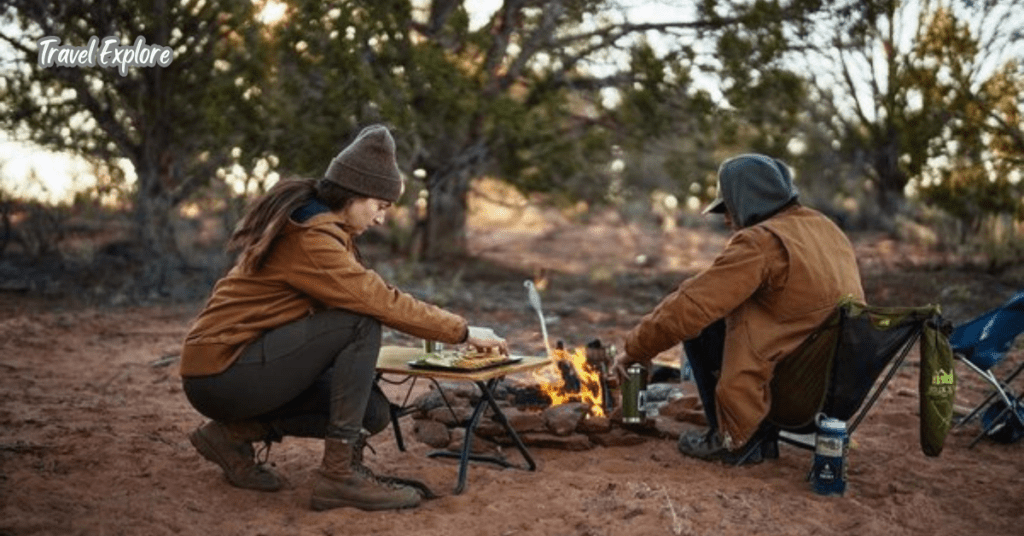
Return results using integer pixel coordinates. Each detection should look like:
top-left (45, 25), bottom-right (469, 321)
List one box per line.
top-left (350, 457), bottom-right (407, 489)
top-left (350, 439), bottom-right (406, 490)
top-left (255, 440), bottom-right (273, 466)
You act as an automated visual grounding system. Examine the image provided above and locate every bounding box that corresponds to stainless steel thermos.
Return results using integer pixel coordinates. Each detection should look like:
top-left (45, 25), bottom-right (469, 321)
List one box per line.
top-left (621, 363), bottom-right (646, 423)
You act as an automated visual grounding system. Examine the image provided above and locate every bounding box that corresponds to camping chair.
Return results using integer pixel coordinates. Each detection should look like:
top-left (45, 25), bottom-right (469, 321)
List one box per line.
top-left (949, 290), bottom-right (1024, 447)
top-left (747, 298), bottom-right (954, 463)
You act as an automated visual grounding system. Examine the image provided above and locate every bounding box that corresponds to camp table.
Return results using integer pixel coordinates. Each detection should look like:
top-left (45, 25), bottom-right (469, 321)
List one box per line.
top-left (375, 345), bottom-right (551, 494)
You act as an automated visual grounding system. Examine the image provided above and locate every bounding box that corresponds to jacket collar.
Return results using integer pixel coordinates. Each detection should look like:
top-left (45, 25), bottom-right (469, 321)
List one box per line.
top-left (284, 210), bottom-right (357, 241)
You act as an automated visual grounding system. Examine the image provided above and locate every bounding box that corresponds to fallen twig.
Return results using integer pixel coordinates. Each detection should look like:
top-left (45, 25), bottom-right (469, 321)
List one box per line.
top-left (150, 354), bottom-right (179, 368)
top-left (661, 487), bottom-right (684, 536)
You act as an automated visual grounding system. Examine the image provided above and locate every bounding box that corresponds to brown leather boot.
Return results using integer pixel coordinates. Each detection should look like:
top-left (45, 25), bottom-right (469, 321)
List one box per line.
top-left (310, 438), bottom-right (421, 511)
top-left (189, 420), bottom-right (283, 491)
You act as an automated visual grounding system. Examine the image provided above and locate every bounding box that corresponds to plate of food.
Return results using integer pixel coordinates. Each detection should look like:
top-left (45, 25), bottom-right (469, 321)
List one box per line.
top-left (409, 349), bottom-right (522, 371)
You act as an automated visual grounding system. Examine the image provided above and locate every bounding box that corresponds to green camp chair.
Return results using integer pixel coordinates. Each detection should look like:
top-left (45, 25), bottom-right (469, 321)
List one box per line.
top-left (753, 298), bottom-right (955, 461)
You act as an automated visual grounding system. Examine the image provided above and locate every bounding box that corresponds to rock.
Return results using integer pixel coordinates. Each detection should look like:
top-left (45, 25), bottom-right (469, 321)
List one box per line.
top-left (447, 428), bottom-right (500, 455)
top-left (673, 409), bottom-right (708, 426)
top-left (543, 402), bottom-right (588, 436)
top-left (501, 407), bottom-right (547, 433)
top-left (651, 415), bottom-right (691, 439)
top-left (589, 427), bottom-right (648, 447)
top-left (518, 432), bottom-right (593, 451)
top-left (473, 418), bottom-right (507, 438)
top-left (427, 404), bottom-right (474, 426)
top-left (413, 419), bottom-right (451, 448)
top-left (655, 395), bottom-right (704, 426)
top-left (436, 381), bottom-right (481, 401)
top-left (411, 388), bottom-right (448, 413)
top-left (577, 416), bottom-right (612, 434)
top-left (489, 380), bottom-right (514, 402)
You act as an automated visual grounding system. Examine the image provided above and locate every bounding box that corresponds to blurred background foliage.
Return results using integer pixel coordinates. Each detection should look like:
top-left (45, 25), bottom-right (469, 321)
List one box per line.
top-left (0, 0), bottom-right (1021, 298)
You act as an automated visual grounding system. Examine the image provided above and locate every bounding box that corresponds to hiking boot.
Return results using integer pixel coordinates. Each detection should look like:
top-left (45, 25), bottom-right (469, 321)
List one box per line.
top-left (189, 420), bottom-right (283, 492)
top-left (310, 438), bottom-right (421, 511)
top-left (350, 432), bottom-right (438, 500)
top-left (677, 428), bottom-right (771, 466)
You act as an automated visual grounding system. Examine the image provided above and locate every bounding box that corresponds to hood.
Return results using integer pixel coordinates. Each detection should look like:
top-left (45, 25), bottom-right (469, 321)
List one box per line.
top-left (708, 154), bottom-right (799, 228)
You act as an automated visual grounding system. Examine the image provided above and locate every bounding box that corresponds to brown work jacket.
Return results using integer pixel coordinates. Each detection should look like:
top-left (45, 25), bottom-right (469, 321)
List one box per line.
top-left (624, 205), bottom-right (864, 448)
top-left (180, 212), bottom-right (467, 377)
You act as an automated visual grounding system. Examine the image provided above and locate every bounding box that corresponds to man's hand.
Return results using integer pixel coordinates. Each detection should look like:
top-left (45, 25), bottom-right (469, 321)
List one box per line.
top-left (609, 351), bottom-right (649, 387)
top-left (608, 352), bottom-right (632, 388)
top-left (466, 326), bottom-right (508, 356)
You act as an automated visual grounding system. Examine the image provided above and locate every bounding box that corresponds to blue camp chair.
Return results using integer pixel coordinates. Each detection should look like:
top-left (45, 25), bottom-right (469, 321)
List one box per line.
top-left (950, 290), bottom-right (1024, 447)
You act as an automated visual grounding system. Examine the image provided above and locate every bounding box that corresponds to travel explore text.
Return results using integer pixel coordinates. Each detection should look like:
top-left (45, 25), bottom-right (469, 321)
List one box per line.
top-left (37, 36), bottom-right (174, 76)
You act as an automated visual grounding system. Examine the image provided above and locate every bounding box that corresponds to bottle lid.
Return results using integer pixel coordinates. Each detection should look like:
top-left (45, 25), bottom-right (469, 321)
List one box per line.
top-left (818, 417), bottom-right (847, 433)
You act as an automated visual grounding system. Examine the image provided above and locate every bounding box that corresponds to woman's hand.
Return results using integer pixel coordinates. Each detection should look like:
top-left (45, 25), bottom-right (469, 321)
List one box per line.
top-left (466, 326), bottom-right (508, 356)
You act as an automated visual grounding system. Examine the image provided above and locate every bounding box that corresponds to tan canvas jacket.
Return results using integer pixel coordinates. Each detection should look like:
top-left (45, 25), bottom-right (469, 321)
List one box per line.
top-left (624, 205), bottom-right (864, 448)
top-left (180, 212), bottom-right (468, 377)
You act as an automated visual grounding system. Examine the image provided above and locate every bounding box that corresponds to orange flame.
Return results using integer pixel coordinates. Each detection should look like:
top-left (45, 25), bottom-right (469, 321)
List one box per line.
top-left (531, 347), bottom-right (605, 417)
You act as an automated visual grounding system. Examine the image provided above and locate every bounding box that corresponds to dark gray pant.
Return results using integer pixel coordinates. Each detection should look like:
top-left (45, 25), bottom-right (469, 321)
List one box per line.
top-left (183, 309), bottom-right (390, 442)
top-left (684, 320), bottom-right (778, 449)
top-left (683, 320), bottom-right (726, 432)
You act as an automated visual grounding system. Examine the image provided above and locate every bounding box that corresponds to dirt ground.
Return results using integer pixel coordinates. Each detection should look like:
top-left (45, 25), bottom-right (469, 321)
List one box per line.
top-left (2, 207), bottom-right (1023, 536)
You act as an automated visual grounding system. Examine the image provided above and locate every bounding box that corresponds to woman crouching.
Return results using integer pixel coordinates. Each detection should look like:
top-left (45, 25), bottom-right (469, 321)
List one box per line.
top-left (179, 125), bottom-right (506, 511)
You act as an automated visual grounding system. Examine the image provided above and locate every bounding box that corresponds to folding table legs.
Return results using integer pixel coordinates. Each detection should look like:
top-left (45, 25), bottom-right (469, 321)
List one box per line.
top-left (376, 372), bottom-right (419, 452)
top-left (377, 373), bottom-right (459, 452)
top-left (427, 377), bottom-right (538, 494)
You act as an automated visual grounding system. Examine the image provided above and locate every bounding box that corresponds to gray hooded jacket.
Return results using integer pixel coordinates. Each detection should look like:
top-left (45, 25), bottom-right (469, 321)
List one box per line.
top-left (710, 154), bottom-right (799, 228)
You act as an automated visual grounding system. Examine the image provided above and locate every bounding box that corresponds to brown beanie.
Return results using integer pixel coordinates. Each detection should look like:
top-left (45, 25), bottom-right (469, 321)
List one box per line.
top-left (323, 125), bottom-right (404, 202)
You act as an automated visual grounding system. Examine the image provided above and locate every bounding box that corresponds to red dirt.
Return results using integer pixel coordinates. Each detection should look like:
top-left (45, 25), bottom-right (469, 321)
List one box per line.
top-left (2, 210), bottom-right (1023, 536)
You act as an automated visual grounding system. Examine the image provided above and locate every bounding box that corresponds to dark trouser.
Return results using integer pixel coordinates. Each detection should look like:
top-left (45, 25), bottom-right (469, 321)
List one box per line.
top-left (683, 320), bottom-right (726, 432)
top-left (684, 320), bottom-right (778, 451)
top-left (183, 309), bottom-right (390, 442)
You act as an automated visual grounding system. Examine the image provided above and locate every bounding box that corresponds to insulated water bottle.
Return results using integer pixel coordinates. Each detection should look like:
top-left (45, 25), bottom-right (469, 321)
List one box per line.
top-left (810, 414), bottom-right (849, 496)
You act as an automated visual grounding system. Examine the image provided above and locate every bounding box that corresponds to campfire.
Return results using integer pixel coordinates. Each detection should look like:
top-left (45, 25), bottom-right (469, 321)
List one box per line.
top-left (405, 338), bottom-right (706, 453)
top-left (525, 341), bottom-right (609, 418)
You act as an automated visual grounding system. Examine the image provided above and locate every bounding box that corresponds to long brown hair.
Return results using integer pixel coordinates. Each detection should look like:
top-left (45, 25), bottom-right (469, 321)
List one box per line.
top-left (228, 178), bottom-right (362, 273)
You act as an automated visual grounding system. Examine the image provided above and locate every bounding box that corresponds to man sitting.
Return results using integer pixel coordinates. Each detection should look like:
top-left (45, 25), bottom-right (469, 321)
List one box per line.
top-left (615, 154), bottom-right (865, 463)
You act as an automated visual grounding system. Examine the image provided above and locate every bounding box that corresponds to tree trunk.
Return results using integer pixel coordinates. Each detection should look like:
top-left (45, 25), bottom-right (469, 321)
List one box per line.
top-left (422, 169), bottom-right (470, 260)
top-left (132, 167), bottom-right (182, 297)
top-left (876, 183), bottom-right (905, 217)
top-left (872, 135), bottom-right (907, 216)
